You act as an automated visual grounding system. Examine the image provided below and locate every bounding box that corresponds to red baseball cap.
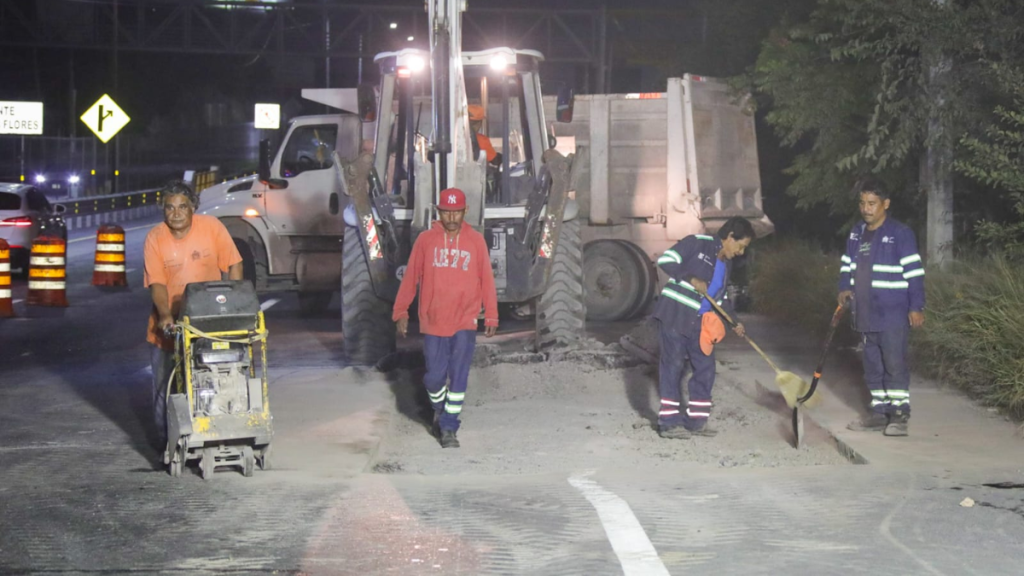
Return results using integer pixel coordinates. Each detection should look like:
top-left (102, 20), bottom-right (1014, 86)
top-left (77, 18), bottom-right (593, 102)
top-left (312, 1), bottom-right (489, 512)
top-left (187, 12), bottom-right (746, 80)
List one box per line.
top-left (437, 188), bottom-right (466, 211)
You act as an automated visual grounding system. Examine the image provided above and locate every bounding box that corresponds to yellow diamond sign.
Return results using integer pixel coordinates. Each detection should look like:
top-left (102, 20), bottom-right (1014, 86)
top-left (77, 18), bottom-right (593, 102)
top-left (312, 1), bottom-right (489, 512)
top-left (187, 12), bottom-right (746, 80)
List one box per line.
top-left (80, 94), bottom-right (130, 143)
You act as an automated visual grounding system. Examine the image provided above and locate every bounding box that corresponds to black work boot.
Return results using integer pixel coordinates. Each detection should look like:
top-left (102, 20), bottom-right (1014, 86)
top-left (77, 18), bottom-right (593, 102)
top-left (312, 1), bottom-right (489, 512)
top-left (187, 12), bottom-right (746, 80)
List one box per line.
top-left (884, 411), bottom-right (909, 437)
top-left (658, 425), bottom-right (691, 439)
top-left (440, 429), bottom-right (460, 448)
top-left (847, 412), bottom-right (888, 432)
top-left (431, 412), bottom-right (441, 439)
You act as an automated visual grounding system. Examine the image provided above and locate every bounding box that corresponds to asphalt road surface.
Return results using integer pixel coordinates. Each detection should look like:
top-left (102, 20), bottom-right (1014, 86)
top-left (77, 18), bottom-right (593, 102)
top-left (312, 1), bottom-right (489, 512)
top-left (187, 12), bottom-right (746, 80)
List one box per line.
top-left (2, 220), bottom-right (1023, 575)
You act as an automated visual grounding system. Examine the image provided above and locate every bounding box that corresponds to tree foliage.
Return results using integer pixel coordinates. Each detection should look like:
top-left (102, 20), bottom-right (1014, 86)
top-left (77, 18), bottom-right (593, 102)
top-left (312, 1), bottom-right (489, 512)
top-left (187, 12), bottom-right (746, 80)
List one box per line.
top-left (753, 0), bottom-right (1024, 222)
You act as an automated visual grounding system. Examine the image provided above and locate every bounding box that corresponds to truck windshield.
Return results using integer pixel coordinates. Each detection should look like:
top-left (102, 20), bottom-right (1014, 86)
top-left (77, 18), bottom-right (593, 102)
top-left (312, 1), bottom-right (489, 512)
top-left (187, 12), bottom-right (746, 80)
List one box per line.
top-left (281, 124), bottom-right (338, 177)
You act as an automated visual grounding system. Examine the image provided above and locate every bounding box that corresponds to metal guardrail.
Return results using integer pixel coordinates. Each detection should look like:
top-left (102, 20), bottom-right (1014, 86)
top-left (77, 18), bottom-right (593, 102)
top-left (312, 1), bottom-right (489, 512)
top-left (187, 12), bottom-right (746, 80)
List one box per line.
top-left (59, 188), bottom-right (163, 217)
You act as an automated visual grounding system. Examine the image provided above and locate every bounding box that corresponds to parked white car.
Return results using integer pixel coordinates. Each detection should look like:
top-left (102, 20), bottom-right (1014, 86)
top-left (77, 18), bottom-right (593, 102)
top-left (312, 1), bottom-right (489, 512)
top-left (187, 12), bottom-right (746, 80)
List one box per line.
top-left (0, 183), bottom-right (67, 275)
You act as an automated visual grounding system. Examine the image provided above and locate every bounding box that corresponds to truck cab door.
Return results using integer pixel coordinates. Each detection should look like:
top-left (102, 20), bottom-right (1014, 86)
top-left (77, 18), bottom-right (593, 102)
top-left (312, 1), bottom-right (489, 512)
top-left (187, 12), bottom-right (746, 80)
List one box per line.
top-left (263, 122), bottom-right (343, 237)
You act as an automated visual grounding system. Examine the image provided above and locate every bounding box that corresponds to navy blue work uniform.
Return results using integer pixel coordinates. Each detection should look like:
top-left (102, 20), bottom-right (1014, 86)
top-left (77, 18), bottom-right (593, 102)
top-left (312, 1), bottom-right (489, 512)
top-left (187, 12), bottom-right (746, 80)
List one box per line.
top-left (839, 217), bottom-right (925, 415)
top-left (652, 234), bottom-right (731, 431)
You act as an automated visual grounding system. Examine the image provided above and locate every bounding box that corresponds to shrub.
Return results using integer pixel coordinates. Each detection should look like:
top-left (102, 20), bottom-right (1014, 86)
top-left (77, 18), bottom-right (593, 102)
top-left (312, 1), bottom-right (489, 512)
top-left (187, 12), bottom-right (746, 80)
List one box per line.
top-left (913, 256), bottom-right (1024, 418)
top-left (748, 239), bottom-right (853, 342)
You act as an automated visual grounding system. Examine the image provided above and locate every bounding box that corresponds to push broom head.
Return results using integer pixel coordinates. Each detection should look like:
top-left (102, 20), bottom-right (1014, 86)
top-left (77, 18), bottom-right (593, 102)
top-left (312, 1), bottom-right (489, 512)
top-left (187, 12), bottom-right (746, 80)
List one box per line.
top-left (776, 371), bottom-right (822, 409)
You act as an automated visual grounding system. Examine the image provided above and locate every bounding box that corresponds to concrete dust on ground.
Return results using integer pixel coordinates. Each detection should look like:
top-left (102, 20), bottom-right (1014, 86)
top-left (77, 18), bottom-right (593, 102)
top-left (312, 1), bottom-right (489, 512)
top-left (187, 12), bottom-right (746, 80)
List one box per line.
top-left (372, 336), bottom-right (850, 476)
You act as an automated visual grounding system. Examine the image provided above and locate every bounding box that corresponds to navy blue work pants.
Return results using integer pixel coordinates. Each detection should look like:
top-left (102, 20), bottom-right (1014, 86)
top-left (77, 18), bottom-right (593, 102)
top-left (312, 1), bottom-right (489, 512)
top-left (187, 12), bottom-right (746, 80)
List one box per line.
top-left (423, 330), bottom-right (477, 432)
top-left (658, 320), bottom-right (716, 430)
top-left (861, 321), bottom-right (911, 415)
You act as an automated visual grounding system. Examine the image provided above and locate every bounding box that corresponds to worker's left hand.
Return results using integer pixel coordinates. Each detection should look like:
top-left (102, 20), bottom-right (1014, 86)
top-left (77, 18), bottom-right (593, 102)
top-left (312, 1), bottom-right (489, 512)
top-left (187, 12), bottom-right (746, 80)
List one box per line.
top-left (485, 325), bottom-right (497, 338)
top-left (732, 323), bottom-right (746, 338)
top-left (909, 311), bottom-right (925, 328)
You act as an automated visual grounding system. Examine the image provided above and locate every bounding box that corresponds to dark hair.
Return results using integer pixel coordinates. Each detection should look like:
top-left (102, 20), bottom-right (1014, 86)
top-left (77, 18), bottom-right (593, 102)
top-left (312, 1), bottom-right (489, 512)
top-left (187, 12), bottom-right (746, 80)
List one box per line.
top-left (161, 180), bottom-right (199, 209)
top-left (717, 216), bottom-right (755, 241)
top-left (854, 176), bottom-right (890, 201)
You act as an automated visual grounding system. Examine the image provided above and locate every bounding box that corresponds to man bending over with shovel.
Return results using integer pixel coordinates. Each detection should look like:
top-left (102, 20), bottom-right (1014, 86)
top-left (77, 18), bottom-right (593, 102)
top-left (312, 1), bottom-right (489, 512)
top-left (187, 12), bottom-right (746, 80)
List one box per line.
top-left (652, 217), bottom-right (755, 439)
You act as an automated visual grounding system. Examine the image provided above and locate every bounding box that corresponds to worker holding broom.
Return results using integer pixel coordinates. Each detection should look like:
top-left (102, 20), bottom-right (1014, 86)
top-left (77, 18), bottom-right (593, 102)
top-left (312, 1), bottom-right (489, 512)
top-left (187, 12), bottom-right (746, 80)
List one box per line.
top-left (840, 178), bottom-right (925, 436)
top-left (651, 217), bottom-right (755, 439)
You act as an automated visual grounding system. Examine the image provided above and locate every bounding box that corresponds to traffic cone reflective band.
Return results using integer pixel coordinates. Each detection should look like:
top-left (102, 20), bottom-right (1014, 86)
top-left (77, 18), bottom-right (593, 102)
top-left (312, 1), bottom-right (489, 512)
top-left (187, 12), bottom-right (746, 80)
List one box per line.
top-left (27, 236), bottom-right (69, 308)
top-left (92, 224), bottom-right (127, 287)
top-left (0, 239), bottom-right (13, 317)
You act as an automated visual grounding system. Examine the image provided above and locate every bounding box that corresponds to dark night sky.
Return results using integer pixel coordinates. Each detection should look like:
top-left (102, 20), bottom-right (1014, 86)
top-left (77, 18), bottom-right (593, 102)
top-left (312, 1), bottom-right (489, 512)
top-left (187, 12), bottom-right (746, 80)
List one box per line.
top-left (0, 0), bottom-right (775, 136)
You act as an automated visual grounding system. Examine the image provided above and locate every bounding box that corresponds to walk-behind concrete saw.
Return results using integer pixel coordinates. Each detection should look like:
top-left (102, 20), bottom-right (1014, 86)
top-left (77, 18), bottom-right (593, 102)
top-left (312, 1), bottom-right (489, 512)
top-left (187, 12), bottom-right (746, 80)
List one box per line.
top-left (163, 280), bottom-right (273, 479)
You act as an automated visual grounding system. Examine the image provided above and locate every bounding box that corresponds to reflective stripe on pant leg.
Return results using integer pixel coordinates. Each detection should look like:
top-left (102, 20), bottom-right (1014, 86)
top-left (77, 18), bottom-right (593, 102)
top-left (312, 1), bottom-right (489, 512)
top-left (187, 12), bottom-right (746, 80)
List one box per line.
top-left (440, 329), bottom-right (477, 432)
top-left (880, 322), bottom-right (911, 413)
top-left (862, 332), bottom-right (890, 414)
top-left (683, 332), bottom-right (715, 429)
top-left (657, 321), bottom-right (688, 426)
top-left (423, 334), bottom-right (452, 412)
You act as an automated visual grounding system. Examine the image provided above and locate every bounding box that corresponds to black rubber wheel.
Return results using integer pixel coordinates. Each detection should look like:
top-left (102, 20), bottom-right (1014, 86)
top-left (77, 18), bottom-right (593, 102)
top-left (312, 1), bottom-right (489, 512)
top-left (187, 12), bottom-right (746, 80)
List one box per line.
top-left (536, 219), bottom-right (586, 350)
top-left (298, 291), bottom-right (332, 316)
top-left (583, 240), bottom-right (644, 321)
top-left (242, 446), bottom-right (255, 478)
top-left (259, 445), bottom-right (272, 471)
top-left (341, 227), bottom-right (396, 365)
top-left (616, 240), bottom-right (656, 319)
top-left (200, 448), bottom-right (215, 480)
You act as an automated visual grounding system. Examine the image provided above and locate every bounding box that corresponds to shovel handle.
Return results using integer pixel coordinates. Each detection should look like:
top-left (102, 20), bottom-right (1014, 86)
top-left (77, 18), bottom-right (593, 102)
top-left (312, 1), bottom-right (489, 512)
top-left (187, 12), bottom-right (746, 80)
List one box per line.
top-left (797, 302), bottom-right (849, 404)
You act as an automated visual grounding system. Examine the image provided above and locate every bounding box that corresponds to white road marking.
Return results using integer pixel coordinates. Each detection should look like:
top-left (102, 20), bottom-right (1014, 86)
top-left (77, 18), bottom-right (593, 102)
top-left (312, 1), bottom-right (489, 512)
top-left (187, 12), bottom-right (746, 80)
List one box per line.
top-left (13, 299), bottom-right (23, 304)
top-left (879, 484), bottom-right (945, 576)
top-left (569, 472), bottom-right (670, 576)
top-left (126, 268), bottom-right (137, 273)
top-left (260, 298), bottom-right (281, 311)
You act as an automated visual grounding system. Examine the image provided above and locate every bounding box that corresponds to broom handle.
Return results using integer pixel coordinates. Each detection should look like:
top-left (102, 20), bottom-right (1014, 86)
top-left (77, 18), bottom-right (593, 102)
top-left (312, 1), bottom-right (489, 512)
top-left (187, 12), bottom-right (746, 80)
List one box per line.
top-left (700, 291), bottom-right (783, 374)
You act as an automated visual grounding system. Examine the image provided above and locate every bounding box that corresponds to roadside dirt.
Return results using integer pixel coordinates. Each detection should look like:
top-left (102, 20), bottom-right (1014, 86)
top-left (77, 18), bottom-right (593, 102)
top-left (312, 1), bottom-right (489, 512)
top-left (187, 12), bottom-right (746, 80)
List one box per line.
top-left (370, 326), bottom-right (850, 475)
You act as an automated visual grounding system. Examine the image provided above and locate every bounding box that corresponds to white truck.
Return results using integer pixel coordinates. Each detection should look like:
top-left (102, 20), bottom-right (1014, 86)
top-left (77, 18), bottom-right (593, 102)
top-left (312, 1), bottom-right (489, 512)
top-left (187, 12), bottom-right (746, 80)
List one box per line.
top-left (197, 88), bottom-right (371, 315)
top-left (540, 74), bottom-right (774, 320)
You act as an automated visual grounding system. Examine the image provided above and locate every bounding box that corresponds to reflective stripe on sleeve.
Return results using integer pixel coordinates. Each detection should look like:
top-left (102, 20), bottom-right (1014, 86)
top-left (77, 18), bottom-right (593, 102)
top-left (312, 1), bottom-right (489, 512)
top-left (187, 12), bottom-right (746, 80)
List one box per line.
top-left (873, 264), bottom-right (904, 273)
top-left (900, 254), bottom-right (922, 266)
top-left (903, 268), bottom-right (925, 279)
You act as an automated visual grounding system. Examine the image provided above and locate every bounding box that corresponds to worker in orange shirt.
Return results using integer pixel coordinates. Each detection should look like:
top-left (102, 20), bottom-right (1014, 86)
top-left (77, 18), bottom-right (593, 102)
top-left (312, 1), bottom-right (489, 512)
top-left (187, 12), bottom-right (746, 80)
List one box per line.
top-left (468, 104), bottom-right (502, 167)
top-left (144, 181), bottom-right (243, 453)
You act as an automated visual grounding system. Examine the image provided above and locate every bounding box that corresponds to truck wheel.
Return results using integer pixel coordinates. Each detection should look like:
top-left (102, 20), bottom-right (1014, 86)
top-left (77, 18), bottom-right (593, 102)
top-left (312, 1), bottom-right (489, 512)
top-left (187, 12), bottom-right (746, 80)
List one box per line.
top-left (535, 219), bottom-right (586, 350)
top-left (341, 227), bottom-right (395, 365)
top-left (583, 240), bottom-right (644, 321)
top-left (616, 240), bottom-right (656, 319)
top-left (298, 291), bottom-right (332, 317)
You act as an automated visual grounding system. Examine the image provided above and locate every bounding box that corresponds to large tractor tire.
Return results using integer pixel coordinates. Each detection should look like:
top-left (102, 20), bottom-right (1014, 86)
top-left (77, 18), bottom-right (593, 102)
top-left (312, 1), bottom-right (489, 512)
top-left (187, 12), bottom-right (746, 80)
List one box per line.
top-left (341, 227), bottom-right (395, 365)
top-left (615, 240), bottom-right (656, 319)
top-left (535, 219), bottom-right (586, 350)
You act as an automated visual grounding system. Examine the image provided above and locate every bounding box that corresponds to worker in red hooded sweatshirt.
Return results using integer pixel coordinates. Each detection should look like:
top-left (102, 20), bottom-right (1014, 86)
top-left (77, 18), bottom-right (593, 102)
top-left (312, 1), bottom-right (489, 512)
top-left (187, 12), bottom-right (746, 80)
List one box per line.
top-left (393, 188), bottom-right (499, 448)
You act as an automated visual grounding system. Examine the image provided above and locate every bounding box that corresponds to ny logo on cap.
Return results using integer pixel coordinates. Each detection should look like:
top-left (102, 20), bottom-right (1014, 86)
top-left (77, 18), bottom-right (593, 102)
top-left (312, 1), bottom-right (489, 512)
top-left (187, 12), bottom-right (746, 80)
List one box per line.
top-left (448, 194), bottom-right (456, 204)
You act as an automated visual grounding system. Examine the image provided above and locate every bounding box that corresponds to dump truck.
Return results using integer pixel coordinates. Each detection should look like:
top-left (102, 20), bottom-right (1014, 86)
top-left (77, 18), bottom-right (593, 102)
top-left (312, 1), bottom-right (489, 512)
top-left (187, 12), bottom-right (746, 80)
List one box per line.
top-left (540, 74), bottom-right (773, 320)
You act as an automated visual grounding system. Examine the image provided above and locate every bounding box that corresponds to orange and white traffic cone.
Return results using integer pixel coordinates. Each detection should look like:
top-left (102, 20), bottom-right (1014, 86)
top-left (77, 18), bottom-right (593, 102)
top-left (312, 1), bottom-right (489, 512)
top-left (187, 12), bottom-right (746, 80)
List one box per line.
top-left (92, 224), bottom-right (127, 287)
top-left (0, 238), bottom-right (13, 318)
top-left (27, 235), bottom-right (69, 308)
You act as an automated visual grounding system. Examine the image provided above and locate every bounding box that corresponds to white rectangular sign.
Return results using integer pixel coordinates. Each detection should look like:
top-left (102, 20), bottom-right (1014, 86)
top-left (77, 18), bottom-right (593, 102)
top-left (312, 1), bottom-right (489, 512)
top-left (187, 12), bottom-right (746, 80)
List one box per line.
top-left (0, 101), bottom-right (44, 135)
top-left (254, 103), bottom-right (281, 130)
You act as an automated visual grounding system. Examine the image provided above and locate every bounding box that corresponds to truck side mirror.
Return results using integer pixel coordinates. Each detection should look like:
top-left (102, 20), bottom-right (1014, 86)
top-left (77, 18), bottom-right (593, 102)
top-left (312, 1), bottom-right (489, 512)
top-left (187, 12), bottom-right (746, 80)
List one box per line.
top-left (556, 85), bottom-right (574, 123)
top-left (358, 83), bottom-right (377, 122)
